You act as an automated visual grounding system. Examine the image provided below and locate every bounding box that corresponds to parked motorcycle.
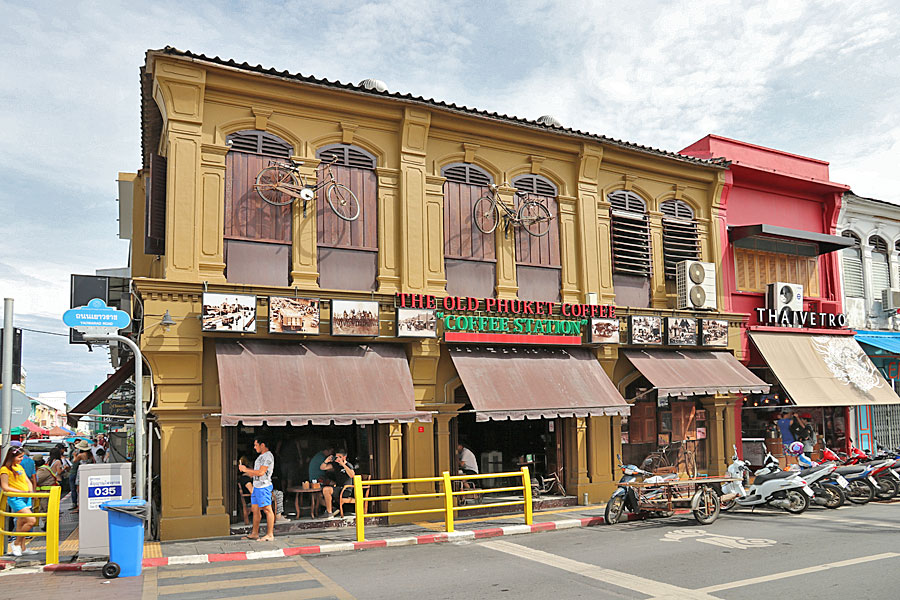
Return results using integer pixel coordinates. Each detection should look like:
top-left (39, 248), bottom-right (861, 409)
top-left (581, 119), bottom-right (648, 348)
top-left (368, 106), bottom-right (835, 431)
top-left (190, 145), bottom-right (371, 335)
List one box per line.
top-left (831, 446), bottom-right (900, 501)
top-left (822, 447), bottom-right (885, 504)
top-left (721, 446), bottom-right (813, 513)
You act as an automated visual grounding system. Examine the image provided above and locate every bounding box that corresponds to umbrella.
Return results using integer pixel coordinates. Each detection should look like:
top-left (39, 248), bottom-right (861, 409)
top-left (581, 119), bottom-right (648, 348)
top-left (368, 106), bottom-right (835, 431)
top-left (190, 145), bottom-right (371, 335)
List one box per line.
top-left (21, 420), bottom-right (50, 436)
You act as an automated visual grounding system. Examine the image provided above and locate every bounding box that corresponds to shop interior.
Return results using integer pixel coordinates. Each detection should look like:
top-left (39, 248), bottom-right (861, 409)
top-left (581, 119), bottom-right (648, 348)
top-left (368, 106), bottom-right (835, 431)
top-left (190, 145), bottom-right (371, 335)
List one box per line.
top-left (228, 424), bottom-right (375, 523)
top-left (741, 390), bottom-right (847, 467)
top-left (454, 387), bottom-right (566, 495)
top-left (620, 379), bottom-right (708, 474)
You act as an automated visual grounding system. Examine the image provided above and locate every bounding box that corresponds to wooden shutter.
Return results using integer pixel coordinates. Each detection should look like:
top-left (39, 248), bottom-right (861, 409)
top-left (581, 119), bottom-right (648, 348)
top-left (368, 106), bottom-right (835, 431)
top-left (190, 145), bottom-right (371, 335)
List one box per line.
top-left (609, 191), bottom-right (651, 276)
top-left (629, 402), bottom-right (657, 444)
top-left (512, 175), bottom-right (560, 268)
top-left (672, 401), bottom-right (697, 441)
top-left (224, 151), bottom-right (292, 243)
top-left (316, 164), bottom-right (377, 250)
top-left (443, 181), bottom-right (494, 260)
top-left (144, 153), bottom-right (167, 255)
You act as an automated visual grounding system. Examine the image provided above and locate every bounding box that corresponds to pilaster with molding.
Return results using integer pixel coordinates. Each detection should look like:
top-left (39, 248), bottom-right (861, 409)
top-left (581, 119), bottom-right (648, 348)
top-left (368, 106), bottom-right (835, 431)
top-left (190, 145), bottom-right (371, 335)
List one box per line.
top-left (399, 108), bottom-right (431, 293)
top-left (494, 184), bottom-right (519, 299)
top-left (576, 145), bottom-right (606, 303)
top-left (290, 157), bottom-right (320, 288)
top-left (648, 209), bottom-right (667, 307)
top-left (376, 166), bottom-right (401, 293)
top-left (198, 143), bottom-right (228, 282)
top-left (153, 59), bottom-right (207, 281)
top-left (558, 194), bottom-right (580, 303)
top-left (425, 174), bottom-right (448, 294)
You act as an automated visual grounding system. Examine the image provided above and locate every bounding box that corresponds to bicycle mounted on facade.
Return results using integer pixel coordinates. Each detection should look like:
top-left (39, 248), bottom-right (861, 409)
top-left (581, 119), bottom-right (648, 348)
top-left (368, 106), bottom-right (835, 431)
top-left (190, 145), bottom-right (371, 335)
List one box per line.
top-left (254, 155), bottom-right (361, 221)
top-left (472, 182), bottom-right (554, 238)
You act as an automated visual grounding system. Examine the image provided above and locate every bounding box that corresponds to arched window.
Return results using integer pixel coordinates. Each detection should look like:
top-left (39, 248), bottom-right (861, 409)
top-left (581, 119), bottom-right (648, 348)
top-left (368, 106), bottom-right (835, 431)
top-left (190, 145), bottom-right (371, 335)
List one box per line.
top-left (870, 235), bottom-right (891, 299)
top-left (315, 143), bottom-right (378, 291)
top-left (223, 130), bottom-right (294, 286)
top-left (841, 231), bottom-right (864, 298)
top-left (511, 174), bottom-right (560, 302)
top-left (609, 190), bottom-right (651, 307)
top-left (442, 163), bottom-right (495, 297)
top-left (660, 199), bottom-right (700, 279)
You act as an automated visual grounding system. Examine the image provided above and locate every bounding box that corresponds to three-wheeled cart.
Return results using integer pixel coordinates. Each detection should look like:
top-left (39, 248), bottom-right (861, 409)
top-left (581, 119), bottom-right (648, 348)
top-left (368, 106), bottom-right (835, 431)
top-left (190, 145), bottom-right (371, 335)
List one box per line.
top-left (606, 476), bottom-right (738, 525)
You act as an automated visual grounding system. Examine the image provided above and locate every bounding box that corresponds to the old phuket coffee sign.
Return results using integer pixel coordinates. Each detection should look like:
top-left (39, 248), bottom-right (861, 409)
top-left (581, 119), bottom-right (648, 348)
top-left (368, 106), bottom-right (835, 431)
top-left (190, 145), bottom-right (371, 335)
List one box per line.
top-left (395, 293), bottom-right (614, 345)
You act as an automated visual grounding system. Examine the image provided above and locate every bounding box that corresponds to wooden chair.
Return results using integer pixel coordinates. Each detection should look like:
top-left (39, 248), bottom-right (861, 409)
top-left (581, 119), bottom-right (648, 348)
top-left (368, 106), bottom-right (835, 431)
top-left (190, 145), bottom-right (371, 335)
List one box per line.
top-left (237, 482), bottom-right (252, 525)
top-left (339, 475), bottom-right (371, 517)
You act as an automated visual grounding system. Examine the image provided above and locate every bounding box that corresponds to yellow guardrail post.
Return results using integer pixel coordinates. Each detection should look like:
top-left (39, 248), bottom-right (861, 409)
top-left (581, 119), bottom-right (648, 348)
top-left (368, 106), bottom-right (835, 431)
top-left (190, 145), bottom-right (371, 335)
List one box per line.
top-left (521, 466), bottom-right (533, 526)
top-left (46, 486), bottom-right (61, 565)
top-left (353, 475), bottom-right (365, 542)
top-left (442, 471), bottom-right (454, 533)
top-left (0, 488), bottom-right (61, 565)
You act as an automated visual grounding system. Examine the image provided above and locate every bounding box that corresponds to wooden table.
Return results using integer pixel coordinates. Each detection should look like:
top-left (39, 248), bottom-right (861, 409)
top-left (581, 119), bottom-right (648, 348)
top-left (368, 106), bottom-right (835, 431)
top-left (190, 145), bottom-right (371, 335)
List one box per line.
top-left (286, 486), bottom-right (324, 519)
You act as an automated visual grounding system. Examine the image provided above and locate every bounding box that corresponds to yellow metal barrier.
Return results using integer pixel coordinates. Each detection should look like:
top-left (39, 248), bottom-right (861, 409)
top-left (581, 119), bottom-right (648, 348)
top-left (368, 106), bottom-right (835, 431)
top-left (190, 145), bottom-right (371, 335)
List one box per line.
top-left (353, 467), bottom-right (532, 542)
top-left (0, 487), bottom-right (62, 565)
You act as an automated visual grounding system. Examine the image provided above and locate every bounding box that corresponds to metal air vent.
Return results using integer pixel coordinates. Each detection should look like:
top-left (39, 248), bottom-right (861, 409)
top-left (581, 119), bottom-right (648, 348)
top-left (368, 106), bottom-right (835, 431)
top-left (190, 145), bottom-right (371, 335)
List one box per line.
top-left (536, 115), bottom-right (562, 127)
top-left (359, 78), bottom-right (388, 92)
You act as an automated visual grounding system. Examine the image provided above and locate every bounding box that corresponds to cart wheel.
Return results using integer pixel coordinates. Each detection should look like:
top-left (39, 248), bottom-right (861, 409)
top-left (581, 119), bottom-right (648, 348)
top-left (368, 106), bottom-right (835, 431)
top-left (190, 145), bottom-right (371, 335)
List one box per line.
top-left (692, 487), bottom-right (720, 525)
top-left (102, 562), bottom-right (121, 579)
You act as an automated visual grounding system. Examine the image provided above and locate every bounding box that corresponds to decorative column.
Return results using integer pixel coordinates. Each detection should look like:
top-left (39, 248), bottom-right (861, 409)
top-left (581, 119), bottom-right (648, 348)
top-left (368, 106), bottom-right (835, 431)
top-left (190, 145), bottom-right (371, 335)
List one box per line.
top-left (153, 59), bottom-right (206, 281)
top-left (577, 144), bottom-right (608, 303)
top-left (425, 174), bottom-right (448, 294)
top-left (399, 107), bottom-right (431, 293)
top-left (290, 157), bottom-right (320, 288)
top-left (204, 416), bottom-right (226, 517)
top-left (376, 166), bottom-right (401, 293)
top-left (558, 194), bottom-right (580, 303)
top-left (648, 208), bottom-right (667, 308)
top-left (495, 184), bottom-right (519, 299)
top-left (198, 144), bottom-right (228, 282)
top-left (701, 395), bottom-right (733, 476)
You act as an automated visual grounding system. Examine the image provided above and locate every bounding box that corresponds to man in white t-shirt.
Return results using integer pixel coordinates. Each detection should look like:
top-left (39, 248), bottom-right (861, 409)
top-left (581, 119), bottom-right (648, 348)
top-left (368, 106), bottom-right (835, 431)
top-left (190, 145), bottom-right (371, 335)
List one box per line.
top-left (238, 437), bottom-right (275, 541)
top-left (457, 443), bottom-right (478, 476)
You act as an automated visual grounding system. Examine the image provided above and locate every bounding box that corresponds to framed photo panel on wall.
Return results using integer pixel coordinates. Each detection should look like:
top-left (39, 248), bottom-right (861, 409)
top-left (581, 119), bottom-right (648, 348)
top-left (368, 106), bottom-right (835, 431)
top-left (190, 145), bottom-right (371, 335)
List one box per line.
top-left (331, 300), bottom-right (380, 336)
top-left (397, 308), bottom-right (437, 338)
top-left (589, 318), bottom-right (620, 344)
top-left (201, 293), bottom-right (257, 333)
top-left (666, 317), bottom-right (698, 346)
top-left (268, 297), bottom-right (320, 334)
top-left (629, 315), bottom-right (663, 345)
top-left (701, 319), bottom-right (729, 347)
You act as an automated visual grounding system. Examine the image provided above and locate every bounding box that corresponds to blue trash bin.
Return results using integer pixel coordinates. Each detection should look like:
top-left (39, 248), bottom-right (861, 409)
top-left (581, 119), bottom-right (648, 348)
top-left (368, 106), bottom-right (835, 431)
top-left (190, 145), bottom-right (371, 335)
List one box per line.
top-left (100, 498), bottom-right (148, 578)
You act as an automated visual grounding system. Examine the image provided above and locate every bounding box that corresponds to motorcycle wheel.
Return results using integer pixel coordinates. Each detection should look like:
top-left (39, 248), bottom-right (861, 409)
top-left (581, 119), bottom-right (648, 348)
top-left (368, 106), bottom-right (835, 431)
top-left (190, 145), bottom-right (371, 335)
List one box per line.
top-left (692, 487), bottom-right (720, 524)
top-left (783, 489), bottom-right (810, 514)
top-left (604, 495), bottom-right (626, 525)
top-left (846, 479), bottom-right (875, 504)
top-left (875, 476), bottom-right (899, 501)
top-left (819, 484), bottom-right (845, 509)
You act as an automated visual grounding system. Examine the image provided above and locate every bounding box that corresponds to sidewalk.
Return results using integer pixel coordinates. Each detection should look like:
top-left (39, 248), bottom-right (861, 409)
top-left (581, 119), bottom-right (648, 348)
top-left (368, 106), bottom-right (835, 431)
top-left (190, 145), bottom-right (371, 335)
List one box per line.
top-left (141, 503), bottom-right (643, 567)
top-left (1, 490), bottom-right (80, 569)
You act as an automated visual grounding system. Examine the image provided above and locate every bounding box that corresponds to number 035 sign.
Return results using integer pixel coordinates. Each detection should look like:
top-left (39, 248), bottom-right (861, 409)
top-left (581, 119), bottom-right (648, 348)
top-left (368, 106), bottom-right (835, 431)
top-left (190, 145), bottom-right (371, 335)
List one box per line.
top-left (86, 474), bottom-right (124, 510)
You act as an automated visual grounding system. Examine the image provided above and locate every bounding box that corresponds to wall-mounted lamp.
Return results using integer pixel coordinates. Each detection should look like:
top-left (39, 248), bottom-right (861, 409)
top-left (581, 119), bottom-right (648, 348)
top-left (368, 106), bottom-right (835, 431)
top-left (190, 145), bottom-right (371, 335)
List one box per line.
top-left (160, 310), bottom-right (176, 331)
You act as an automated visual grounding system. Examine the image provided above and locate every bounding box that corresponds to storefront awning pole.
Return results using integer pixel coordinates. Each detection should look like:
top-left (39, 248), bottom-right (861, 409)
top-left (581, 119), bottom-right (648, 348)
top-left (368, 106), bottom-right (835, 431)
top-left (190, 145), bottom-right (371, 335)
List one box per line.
top-left (84, 333), bottom-right (144, 500)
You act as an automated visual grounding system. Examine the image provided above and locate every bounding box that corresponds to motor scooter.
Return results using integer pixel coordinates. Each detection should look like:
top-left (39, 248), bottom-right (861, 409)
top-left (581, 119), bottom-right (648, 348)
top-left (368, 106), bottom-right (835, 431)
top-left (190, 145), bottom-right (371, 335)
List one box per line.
top-left (721, 446), bottom-right (813, 513)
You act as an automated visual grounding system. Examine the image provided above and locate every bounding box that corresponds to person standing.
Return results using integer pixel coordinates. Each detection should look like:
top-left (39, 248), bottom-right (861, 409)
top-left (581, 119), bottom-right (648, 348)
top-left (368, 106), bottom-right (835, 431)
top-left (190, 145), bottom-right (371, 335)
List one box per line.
top-left (0, 446), bottom-right (38, 556)
top-left (11, 443), bottom-right (36, 489)
top-left (69, 441), bottom-right (93, 511)
top-left (34, 448), bottom-right (63, 530)
top-left (239, 437), bottom-right (275, 542)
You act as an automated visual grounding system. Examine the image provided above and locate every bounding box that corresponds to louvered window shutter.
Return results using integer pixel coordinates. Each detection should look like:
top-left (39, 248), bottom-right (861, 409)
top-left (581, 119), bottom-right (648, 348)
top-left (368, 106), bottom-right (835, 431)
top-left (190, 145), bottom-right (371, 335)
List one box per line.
top-left (660, 200), bottom-right (700, 279)
top-left (144, 153), bottom-right (167, 255)
top-left (317, 144), bottom-right (376, 170)
top-left (609, 191), bottom-right (651, 276)
top-left (511, 175), bottom-right (560, 268)
top-left (870, 236), bottom-right (891, 299)
top-left (226, 130), bottom-right (293, 158)
top-left (843, 249), bottom-right (865, 298)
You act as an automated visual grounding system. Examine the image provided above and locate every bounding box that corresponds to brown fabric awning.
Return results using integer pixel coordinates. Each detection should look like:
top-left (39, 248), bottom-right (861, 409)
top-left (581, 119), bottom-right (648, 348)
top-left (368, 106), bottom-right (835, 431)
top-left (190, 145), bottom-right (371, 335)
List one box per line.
top-left (750, 332), bottom-right (900, 406)
top-left (67, 358), bottom-right (135, 427)
top-left (449, 346), bottom-right (629, 421)
top-left (623, 350), bottom-right (769, 399)
top-left (215, 341), bottom-right (430, 426)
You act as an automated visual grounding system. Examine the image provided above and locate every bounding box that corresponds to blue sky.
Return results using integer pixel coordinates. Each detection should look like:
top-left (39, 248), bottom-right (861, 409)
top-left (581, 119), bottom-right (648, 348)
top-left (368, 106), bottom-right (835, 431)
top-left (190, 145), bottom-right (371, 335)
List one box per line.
top-left (1, 0), bottom-right (899, 401)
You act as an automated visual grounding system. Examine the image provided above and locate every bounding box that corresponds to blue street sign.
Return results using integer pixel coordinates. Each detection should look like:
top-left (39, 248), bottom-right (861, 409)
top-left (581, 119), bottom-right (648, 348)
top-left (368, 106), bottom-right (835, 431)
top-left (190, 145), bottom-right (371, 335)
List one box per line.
top-left (63, 298), bottom-right (131, 330)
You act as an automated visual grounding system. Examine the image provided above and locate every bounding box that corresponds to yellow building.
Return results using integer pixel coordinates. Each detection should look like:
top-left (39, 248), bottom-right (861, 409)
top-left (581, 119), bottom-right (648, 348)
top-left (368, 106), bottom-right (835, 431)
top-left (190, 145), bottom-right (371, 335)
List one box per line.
top-left (120, 48), bottom-right (764, 540)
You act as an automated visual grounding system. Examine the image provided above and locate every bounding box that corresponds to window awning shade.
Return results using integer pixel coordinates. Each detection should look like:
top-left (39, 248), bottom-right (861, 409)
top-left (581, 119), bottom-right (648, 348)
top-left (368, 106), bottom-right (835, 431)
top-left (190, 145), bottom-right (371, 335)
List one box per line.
top-left (67, 358), bottom-right (135, 427)
top-left (214, 341), bottom-right (430, 426)
top-left (622, 350), bottom-right (769, 399)
top-left (750, 332), bottom-right (900, 406)
top-left (449, 346), bottom-right (629, 421)
top-left (856, 331), bottom-right (900, 355)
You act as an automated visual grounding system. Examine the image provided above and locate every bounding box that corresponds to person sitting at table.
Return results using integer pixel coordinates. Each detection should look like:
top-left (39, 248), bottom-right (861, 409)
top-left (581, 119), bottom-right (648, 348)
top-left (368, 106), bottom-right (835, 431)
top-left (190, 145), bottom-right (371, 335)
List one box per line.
top-left (319, 449), bottom-right (356, 518)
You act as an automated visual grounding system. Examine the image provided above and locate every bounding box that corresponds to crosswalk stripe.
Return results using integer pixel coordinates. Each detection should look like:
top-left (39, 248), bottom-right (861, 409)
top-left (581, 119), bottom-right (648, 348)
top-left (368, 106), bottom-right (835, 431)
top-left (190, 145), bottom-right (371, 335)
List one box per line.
top-left (157, 571), bottom-right (315, 595)
top-left (157, 560), bottom-right (296, 579)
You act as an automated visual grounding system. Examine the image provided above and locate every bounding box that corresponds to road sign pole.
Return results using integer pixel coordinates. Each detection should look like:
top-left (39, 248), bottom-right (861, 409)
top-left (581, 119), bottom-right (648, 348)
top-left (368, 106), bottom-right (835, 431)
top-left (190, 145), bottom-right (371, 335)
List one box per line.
top-left (1, 298), bottom-right (13, 458)
top-left (83, 334), bottom-right (144, 500)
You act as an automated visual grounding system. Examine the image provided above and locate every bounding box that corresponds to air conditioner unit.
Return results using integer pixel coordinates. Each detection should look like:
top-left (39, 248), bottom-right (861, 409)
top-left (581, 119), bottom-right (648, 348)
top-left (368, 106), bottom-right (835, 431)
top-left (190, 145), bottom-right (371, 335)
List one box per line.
top-left (766, 282), bottom-right (804, 326)
top-left (882, 289), bottom-right (900, 312)
top-left (676, 261), bottom-right (717, 310)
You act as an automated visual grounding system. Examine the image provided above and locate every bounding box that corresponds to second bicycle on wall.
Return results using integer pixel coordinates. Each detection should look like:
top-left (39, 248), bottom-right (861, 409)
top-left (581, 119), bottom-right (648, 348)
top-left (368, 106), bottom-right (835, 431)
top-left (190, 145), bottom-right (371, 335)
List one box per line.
top-left (473, 182), bottom-right (554, 237)
top-left (254, 156), bottom-right (361, 221)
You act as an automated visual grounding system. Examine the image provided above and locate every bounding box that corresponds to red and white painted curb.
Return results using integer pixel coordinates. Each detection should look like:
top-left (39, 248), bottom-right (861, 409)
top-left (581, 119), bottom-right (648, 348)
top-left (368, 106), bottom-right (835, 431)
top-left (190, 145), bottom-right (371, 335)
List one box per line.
top-left (40, 514), bottom-right (649, 571)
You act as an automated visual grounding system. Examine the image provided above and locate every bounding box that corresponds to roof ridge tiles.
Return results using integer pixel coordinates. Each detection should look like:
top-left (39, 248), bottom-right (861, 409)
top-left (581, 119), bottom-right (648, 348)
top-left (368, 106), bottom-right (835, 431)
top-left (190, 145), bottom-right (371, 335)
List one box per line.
top-left (150, 46), bottom-right (729, 169)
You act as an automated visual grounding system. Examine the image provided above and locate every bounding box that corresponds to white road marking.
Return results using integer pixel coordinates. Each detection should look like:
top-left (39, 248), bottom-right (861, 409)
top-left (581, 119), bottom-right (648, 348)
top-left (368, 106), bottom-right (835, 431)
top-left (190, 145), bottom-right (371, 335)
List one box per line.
top-left (481, 539), bottom-right (718, 600)
top-left (660, 528), bottom-right (776, 549)
top-left (795, 512), bottom-right (900, 529)
top-left (697, 552), bottom-right (900, 593)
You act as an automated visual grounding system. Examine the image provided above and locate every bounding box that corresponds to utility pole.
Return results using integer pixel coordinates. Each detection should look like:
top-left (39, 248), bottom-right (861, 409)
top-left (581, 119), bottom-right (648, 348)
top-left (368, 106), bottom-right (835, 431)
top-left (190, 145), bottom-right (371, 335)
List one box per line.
top-left (1, 298), bottom-right (13, 459)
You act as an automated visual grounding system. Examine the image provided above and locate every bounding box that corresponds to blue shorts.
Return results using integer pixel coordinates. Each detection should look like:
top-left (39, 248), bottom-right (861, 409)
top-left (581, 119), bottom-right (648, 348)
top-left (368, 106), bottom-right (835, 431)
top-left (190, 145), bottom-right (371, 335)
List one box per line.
top-left (7, 496), bottom-right (31, 512)
top-left (250, 485), bottom-right (273, 508)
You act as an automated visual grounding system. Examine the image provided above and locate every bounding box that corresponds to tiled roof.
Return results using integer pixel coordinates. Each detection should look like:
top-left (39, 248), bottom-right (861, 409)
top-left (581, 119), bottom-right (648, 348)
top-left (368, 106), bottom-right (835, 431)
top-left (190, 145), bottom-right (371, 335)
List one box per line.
top-left (146, 47), bottom-right (730, 170)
